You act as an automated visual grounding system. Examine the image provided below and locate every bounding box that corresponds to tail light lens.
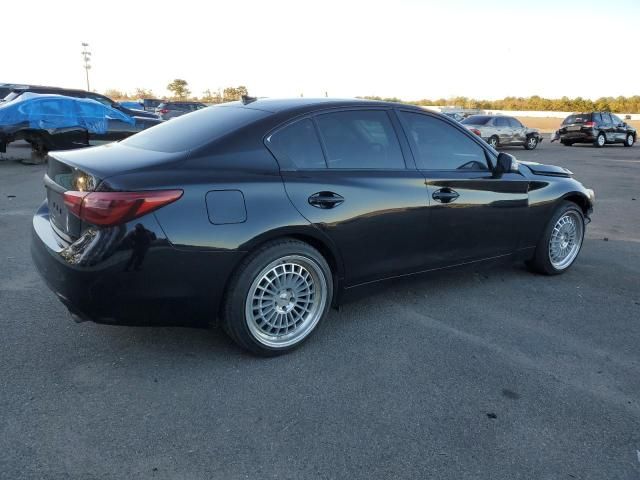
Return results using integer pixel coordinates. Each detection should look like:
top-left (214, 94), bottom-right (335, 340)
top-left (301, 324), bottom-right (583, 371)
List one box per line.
top-left (584, 121), bottom-right (596, 128)
top-left (63, 190), bottom-right (183, 226)
top-left (470, 128), bottom-right (481, 136)
top-left (159, 108), bottom-right (169, 114)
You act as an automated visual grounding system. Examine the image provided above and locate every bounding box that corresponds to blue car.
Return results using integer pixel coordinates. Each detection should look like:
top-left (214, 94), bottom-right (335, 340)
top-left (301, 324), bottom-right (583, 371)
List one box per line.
top-left (0, 93), bottom-right (161, 154)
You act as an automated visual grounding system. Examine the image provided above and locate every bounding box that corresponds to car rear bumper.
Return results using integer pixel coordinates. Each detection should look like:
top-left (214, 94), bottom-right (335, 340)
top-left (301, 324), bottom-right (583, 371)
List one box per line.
top-left (31, 200), bottom-right (242, 327)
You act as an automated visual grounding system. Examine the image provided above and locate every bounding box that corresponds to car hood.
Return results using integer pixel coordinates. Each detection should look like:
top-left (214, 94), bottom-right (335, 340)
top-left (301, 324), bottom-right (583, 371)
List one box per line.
top-left (520, 161), bottom-right (572, 177)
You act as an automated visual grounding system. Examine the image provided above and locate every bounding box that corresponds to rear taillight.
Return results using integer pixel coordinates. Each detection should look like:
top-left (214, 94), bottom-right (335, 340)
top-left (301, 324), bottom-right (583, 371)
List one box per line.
top-left (584, 121), bottom-right (596, 128)
top-left (159, 108), bottom-right (169, 114)
top-left (63, 190), bottom-right (183, 226)
top-left (470, 128), bottom-right (481, 136)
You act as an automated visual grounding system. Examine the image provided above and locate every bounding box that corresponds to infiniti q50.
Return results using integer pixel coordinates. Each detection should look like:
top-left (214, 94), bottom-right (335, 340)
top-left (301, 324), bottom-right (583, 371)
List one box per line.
top-left (31, 98), bottom-right (595, 355)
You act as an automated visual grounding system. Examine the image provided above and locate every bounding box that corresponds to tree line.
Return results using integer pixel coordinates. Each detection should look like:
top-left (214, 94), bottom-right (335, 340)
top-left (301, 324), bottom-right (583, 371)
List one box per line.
top-left (104, 79), bottom-right (249, 103)
top-left (359, 95), bottom-right (640, 113)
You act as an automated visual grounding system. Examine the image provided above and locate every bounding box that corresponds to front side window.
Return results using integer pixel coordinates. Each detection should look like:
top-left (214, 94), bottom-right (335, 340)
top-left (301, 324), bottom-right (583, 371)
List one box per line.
top-left (315, 110), bottom-right (405, 169)
top-left (399, 111), bottom-right (489, 171)
top-left (601, 113), bottom-right (612, 124)
top-left (508, 118), bottom-right (523, 128)
top-left (610, 114), bottom-right (622, 125)
top-left (267, 118), bottom-right (326, 169)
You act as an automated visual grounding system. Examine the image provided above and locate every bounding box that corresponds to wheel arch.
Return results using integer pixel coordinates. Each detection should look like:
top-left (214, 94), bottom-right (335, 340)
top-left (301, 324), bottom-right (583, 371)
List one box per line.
top-left (218, 226), bottom-right (345, 320)
top-left (561, 192), bottom-right (592, 217)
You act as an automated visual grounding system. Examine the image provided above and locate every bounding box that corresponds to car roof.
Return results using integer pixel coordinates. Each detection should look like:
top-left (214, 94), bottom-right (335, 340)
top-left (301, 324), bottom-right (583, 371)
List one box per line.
top-left (225, 97), bottom-right (421, 115)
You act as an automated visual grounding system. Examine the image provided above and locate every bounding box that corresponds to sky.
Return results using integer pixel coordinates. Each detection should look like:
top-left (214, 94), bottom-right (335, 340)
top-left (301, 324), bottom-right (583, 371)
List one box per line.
top-left (2, 0), bottom-right (639, 101)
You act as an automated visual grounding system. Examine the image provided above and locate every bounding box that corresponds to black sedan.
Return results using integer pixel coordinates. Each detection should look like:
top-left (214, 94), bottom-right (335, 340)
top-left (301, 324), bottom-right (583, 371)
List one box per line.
top-left (31, 98), bottom-right (595, 355)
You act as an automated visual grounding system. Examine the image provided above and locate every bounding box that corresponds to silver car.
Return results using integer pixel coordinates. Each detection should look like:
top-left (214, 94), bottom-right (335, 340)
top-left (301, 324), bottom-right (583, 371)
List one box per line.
top-left (461, 115), bottom-right (542, 150)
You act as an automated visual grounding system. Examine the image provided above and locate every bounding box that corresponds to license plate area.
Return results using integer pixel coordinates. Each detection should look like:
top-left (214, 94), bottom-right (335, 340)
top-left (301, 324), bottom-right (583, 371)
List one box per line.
top-left (567, 125), bottom-right (582, 131)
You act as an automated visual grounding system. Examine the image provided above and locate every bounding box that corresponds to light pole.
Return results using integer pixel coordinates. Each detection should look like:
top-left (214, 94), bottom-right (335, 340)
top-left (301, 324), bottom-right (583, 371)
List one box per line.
top-left (81, 42), bottom-right (92, 91)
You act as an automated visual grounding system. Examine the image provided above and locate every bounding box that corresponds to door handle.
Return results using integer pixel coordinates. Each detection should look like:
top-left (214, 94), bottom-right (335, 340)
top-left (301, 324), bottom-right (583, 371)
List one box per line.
top-left (432, 188), bottom-right (459, 204)
top-left (308, 191), bottom-right (344, 209)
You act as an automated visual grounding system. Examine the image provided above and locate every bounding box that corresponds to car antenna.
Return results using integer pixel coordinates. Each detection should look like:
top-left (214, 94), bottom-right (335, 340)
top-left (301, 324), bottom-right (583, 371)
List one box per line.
top-left (241, 95), bottom-right (258, 105)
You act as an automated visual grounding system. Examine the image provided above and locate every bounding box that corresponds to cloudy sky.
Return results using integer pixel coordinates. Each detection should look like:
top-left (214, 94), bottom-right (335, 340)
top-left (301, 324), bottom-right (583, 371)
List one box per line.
top-left (4, 0), bottom-right (639, 100)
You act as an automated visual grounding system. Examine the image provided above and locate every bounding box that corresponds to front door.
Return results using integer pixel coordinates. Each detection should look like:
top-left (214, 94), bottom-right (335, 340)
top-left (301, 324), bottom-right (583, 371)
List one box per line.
top-left (397, 110), bottom-right (529, 268)
top-left (267, 109), bottom-right (430, 286)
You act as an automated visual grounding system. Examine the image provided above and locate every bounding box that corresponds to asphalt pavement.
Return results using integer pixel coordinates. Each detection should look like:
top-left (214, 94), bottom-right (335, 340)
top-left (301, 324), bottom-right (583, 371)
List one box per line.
top-left (1, 139), bottom-right (639, 479)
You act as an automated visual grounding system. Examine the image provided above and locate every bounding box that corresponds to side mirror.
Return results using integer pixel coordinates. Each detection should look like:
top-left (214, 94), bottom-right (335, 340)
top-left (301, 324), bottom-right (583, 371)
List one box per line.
top-left (495, 152), bottom-right (517, 174)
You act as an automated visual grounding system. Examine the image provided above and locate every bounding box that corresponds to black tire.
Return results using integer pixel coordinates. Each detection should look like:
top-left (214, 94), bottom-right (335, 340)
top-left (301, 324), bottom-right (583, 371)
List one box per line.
top-left (524, 136), bottom-right (538, 150)
top-left (222, 239), bottom-right (333, 356)
top-left (487, 136), bottom-right (499, 149)
top-left (623, 134), bottom-right (635, 147)
top-left (561, 140), bottom-right (573, 146)
top-left (526, 201), bottom-right (585, 275)
top-left (594, 132), bottom-right (606, 148)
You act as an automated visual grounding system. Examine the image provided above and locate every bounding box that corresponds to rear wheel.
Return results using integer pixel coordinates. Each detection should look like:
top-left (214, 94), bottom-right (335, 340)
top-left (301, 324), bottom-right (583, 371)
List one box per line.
top-left (524, 136), bottom-right (538, 150)
top-left (594, 132), bottom-right (606, 148)
top-left (222, 239), bottom-right (333, 356)
top-left (624, 134), bottom-right (635, 147)
top-left (561, 140), bottom-right (573, 146)
top-left (527, 201), bottom-right (585, 275)
top-left (487, 136), bottom-right (499, 149)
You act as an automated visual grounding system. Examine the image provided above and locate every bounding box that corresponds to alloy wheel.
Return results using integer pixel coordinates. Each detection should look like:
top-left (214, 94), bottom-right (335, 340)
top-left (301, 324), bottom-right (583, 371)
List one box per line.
top-left (245, 255), bottom-right (328, 348)
top-left (548, 211), bottom-right (584, 270)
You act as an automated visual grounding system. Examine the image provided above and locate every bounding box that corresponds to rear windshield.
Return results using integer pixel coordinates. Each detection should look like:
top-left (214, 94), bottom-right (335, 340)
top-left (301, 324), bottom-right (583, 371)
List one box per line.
top-left (563, 113), bottom-right (592, 124)
top-left (461, 115), bottom-right (492, 125)
top-left (122, 105), bottom-right (270, 153)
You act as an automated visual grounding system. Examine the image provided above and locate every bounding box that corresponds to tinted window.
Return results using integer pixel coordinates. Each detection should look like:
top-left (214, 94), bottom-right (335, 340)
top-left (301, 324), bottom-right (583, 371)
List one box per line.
top-left (122, 105), bottom-right (270, 153)
top-left (563, 113), bottom-right (592, 125)
top-left (601, 113), bottom-right (612, 123)
top-left (610, 114), bottom-right (622, 125)
top-left (593, 113), bottom-right (602, 122)
top-left (315, 110), bottom-right (404, 169)
top-left (495, 117), bottom-right (509, 127)
top-left (508, 117), bottom-right (523, 128)
top-left (268, 118), bottom-right (326, 169)
top-left (399, 111), bottom-right (488, 171)
top-left (461, 115), bottom-right (492, 125)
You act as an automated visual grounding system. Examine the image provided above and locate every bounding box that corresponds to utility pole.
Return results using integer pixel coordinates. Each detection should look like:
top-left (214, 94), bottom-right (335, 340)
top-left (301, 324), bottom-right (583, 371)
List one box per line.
top-left (81, 42), bottom-right (92, 91)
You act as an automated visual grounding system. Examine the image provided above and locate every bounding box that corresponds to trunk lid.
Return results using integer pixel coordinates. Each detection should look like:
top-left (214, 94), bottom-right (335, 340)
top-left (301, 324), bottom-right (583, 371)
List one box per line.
top-left (45, 143), bottom-right (181, 241)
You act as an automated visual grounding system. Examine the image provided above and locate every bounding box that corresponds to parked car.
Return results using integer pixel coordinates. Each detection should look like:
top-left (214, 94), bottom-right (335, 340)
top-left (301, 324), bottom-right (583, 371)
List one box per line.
top-left (119, 101), bottom-right (145, 111)
top-left (142, 98), bottom-right (163, 112)
top-left (558, 112), bottom-right (636, 147)
top-left (461, 115), bottom-right (542, 150)
top-left (31, 98), bottom-right (594, 355)
top-left (443, 112), bottom-right (464, 122)
top-left (2, 86), bottom-right (160, 120)
top-left (155, 101), bottom-right (206, 120)
top-left (0, 93), bottom-right (161, 154)
top-left (0, 83), bottom-right (31, 100)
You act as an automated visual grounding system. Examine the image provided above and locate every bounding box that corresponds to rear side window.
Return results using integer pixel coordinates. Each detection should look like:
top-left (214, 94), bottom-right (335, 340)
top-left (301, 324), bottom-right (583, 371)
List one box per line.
top-left (399, 111), bottom-right (488, 171)
top-left (315, 110), bottom-right (405, 169)
top-left (495, 117), bottom-right (509, 127)
top-left (461, 115), bottom-right (492, 125)
top-left (267, 118), bottom-right (326, 169)
top-left (122, 105), bottom-right (270, 153)
top-left (601, 113), bottom-right (612, 123)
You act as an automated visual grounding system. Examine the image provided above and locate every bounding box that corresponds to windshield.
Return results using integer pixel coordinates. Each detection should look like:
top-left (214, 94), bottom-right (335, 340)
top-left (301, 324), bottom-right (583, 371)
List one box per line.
top-left (122, 105), bottom-right (270, 153)
top-left (461, 115), bottom-right (492, 125)
top-left (3, 92), bottom-right (21, 102)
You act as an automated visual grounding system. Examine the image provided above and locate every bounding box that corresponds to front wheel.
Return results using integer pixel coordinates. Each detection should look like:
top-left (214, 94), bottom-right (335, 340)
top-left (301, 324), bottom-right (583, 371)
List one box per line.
top-left (594, 132), bottom-right (606, 148)
top-left (624, 134), bottom-right (635, 147)
top-left (222, 239), bottom-right (333, 356)
top-left (524, 136), bottom-right (538, 150)
top-left (527, 201), bottom-right (585, 275)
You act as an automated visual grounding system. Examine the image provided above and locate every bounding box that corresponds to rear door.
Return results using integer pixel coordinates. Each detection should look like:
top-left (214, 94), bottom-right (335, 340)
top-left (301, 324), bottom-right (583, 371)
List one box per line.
top-left (494, 116), bottom-right (512, 144)
top-left (599, 112), bottom-right (614, 141)
top-left (267, 109), bottom-right (431, 286)
top-left (508, 117), bottom-right (527, 145)
top-left (397, 110), bottom-right (529, 267)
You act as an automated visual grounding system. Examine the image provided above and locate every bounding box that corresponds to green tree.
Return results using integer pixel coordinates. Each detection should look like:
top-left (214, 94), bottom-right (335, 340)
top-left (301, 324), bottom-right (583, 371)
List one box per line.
top-left (167, 79), bottom-right (191, 100)
top-left (104, 88), bottom-right (128, 100)
top-left (222, 85), bottom-right (249, 102)
top-left (132, 88), bottom-right (155, 99)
